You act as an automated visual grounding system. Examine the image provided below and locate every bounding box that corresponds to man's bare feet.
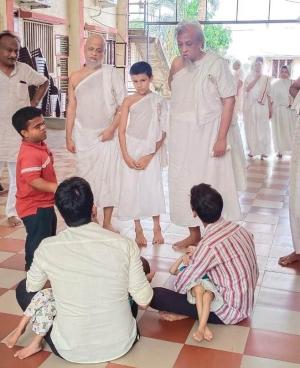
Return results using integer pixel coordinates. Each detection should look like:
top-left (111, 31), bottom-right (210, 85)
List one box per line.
top-left (159, 311), bottom-right (189, 321)
top-left (135, 229), bottom-right (147, 247)
top-left (153, 226), bottom-right (164, 245)
top-left (14, 341), bottom-right (42, 359)
top-left (204, 326), bottom-right (213, 341)
top-left (193, 328), bottom-right (205, 342)
top-left (146, 271), bottom-right (155, 282)
top-left (8, 216), bottom-right (21, 227)
top-left (278, 251), bottom-right (300, 266)
top-left (103, 223), bottom-right (119, 233)
top-left (5, 326), bottom-right (26, 348)
top-left (172, 235), bottom-right (198, 251)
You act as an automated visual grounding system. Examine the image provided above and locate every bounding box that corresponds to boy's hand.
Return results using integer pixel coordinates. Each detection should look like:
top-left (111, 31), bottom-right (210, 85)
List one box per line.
top-left (124, 155), bottom-right (138, 169)
top-left (182, 254), bottom-right (191, 266)
top-left (186, 245), bottom-right (197, 255)
top-left (66, 138), bottom-right (76, 153)
top-left (136, 154), bottom-right (153, 170)
top-left (99, 127), bottom-right (115, 142)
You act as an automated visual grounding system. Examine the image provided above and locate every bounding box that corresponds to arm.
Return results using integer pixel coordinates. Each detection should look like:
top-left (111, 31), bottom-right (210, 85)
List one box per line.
top-left (66, 75), bottom-right (77, 153)
top-left (135, 132), bottom-right (166, 169)
top-left (290, 77), bottom-right (300, 98)
top-left (118, 98), bottom-right (137, 169)
top-left (169, 255), bottom-right (184, 275)
top-left (99, 106), bottom-right (121, 142)
top-left (30, 178), bottom-right (57, 193)
top-left (26, 246), bottom-right (48, 292)
top-left (212, 96), bottom-right (235, 157)
top-left (128, 240), bottom-right (153, 308)
top-left (30, 80), bottom-right (49, 107)
top-left (268, 95), bottom-right (272, 119)
top-left (245, 74), bottom-right (260, 93)
top-left (168, 56), bottom-right (184, 89)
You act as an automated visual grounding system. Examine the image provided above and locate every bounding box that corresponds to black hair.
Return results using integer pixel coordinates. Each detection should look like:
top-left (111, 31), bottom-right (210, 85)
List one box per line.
top-left (0, 30), bottom-right (20, 43)
top-left (55, 177), bottom-right (94, 227)
top-left (280, 65), bottom-right (289, 73)
top-left (130, 61), bottom-right (153, 78)
top-left (190, 183), bottom-right (223, 224)
top-left (255, 56), bottom-right (264, 64)
top-left (12, 107), bottom-right (42, 137)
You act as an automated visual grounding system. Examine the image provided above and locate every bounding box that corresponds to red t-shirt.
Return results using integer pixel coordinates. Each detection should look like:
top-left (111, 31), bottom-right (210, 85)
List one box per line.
top-left (16, 141), bottom-right (57, 218)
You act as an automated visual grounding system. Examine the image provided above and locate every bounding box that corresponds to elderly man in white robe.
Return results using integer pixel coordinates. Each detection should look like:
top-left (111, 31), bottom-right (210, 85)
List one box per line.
top-left (279, 77), bottom-right (300, 266)
top-left (168, 22), bottom-right (240, 249)
top-left (66, 34), bottom-right (126, 232)
top-left (243, 57), bottom-right (272, 159)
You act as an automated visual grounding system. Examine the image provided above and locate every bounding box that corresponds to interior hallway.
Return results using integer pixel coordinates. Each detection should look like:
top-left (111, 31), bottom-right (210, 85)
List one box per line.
top-left (0, 128), bottom-right (299, 368)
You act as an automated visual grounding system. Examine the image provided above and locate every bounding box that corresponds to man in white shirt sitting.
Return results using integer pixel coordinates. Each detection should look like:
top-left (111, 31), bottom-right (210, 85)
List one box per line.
top-left (15, 177), bottom-right (153, 364)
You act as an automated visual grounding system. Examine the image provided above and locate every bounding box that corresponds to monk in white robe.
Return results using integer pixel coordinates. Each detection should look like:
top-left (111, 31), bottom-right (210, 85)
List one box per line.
top-left (279, 77), bottom-right (300, 266)
top-left (243, 57), bottom-right (272, 159)
top-left (168, 22), bottom-right (240, 249)
top-left (270, 65), bottom-right (296, 157)
top-left (66, 35), bottom-right (126, 231)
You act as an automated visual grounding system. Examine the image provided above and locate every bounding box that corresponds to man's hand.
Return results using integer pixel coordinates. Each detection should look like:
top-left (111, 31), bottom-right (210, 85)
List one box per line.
top-left (135, 154), bottom-right (153, 170)
top-left (99, 127), bottom-right (115, 142)
top-left (212, 138), bottom-right (227, 157)
top-left (124, 154), bottom-right (138, 169)
top-left (66, 138), bottom-right (76, 153)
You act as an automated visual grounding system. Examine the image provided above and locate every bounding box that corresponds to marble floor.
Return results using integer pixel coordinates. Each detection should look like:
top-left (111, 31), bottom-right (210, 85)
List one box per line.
top-left (0, 129), bottom-right (300, 368)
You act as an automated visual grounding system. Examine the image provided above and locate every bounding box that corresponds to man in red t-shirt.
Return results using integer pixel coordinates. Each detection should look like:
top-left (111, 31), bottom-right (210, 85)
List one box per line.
top-left (12, 107), bottom-right (57, 270)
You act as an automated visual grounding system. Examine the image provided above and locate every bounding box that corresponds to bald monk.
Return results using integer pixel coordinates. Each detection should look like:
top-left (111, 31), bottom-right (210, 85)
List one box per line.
top-left (168, 22), bottom-right (240, 249)
top-left (66, 34), bottom-right (126, 231)
top-left (279, 77), bottom-right (300, 266)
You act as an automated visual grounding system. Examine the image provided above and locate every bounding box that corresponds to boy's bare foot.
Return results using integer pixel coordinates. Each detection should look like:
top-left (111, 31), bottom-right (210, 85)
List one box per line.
top-left (159, 311), bottom-right (189, 321)
top-left (8, 216), bottom-right (21, 227)
top-left (5, 326), bottom-right (26, 348)
top-left (172, 235), bottom-right (198, 251)
top-left (14, 339), bottom-right (43, 359)
top-left (193, 328), bottom-right (205, 342)
top-left (278, 251), bottom-right (300, 266)
top-left (146, 271), bottom-right (155, 282)
top-left (153, 226), bottom-right (164, 245)
top-left (204, 326), bottom-right (213, 341)
top-left (103, 223), bottom-right (119, 233)
top-left (135, 229), bottom-right (147, 247)
top-left (0, 183), bottom-right (8, 196)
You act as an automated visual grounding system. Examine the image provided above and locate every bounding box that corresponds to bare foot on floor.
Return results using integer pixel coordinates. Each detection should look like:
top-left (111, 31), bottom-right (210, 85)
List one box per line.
top-left (14, 342), bottom-right (42, 359)
top-left (146, 271), bottom-right (156, 282)
top-left (103, 223), bottom-right (119, 233)
top-left (204, 326), bottom-right (213, 341)
top-left (278, 251), bottom-right (300, 266)
top-left (193, 328), bottom-right (205, 342)
top-left (5, 327), bottom-right (26, 348)
top-left (159, 311), bottom-right (189, 321)
top-left (135, 229), bottom-right (147, 247)
top-left (172, 235), bottom-right (199, 251)
top-left (153, 226), bottom-right (164, 245)
top-left (8, 216), bottom-right (21, 227)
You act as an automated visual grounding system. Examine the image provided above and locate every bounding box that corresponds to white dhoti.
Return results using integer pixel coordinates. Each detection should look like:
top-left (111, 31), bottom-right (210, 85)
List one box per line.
top-left (169, 53), bottom-right (241, 227)
top-left (73, 65), bottom-right (126, 208)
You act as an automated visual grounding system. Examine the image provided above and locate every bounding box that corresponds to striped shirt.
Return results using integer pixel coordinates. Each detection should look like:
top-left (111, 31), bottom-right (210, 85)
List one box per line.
top-left (174, 218), bottom-right (259, 324)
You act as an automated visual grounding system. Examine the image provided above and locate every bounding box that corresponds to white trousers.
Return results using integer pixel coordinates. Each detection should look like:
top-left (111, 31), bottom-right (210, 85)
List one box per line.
top-left (0, 161), bottom-right (17, 217)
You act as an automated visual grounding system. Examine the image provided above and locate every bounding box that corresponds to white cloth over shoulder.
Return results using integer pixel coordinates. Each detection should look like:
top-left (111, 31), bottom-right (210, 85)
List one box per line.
top-left (118, 92), bottom-right (166, 220)
top-left (169, 52), bottom-right (241, 227)
top-left (290, 92), bottom-right (300, 253)
top-left (243, 74), bottom-right (272, 156)
top-left (0, 62), bottom-right (47, 161)
top-left (73, 65), bottom-right (126, 208)
top-left (270, 78), bottom-right (297, 152)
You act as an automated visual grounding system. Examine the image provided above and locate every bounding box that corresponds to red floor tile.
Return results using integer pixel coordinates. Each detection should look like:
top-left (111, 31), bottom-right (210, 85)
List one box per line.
top-left (0, 226), bottom-right (19, 237)
top-left (257, 287), bottom-right (300, 312)
top-left (0, 343), bottom-right (51, 368)
top-left (138, 311), bottom-right (194, 343)
top-left (0, 254), bottom-right (25, 271)
top-left (173, 345), bottom-right (242, 368)
top-left (0, 287), bottom-right (8, 296)
top-left (0, 238), bottom-right (25, 252)
top-left (0, 313), bottom-right (22, 340)
top-left (244, 329), bottom-right (300, 363)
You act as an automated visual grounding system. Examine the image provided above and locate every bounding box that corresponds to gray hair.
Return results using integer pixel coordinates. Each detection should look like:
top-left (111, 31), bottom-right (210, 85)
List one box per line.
top-left (0, 30), bottom-right (21, 44)
top-left (85, 33), bottom-right (106, 53)
top-left (175, 21), bottom-right (205, 47)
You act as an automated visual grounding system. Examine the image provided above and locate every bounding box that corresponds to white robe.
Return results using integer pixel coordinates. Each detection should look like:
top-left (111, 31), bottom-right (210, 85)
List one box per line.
top-left (169, 52), bottom-right (241, 227)
top-left (243, 74), bottom-right (272, 156)
top-left (118, 92), bottom-right (167, 220)
top-left (270, 78), bottom-right (297, 153)
top-left (290, 92), bottom-right (300, 253)
top-left (73, 65), bottom-right (126, 208)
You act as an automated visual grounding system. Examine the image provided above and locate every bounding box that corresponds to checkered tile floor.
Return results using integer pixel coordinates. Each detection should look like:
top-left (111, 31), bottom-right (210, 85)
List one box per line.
top-left (0, 129), bottom-right (299, 367)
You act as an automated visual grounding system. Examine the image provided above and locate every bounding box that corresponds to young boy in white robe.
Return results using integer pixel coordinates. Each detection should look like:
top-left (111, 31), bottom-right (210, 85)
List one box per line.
top-left (118, 62), bottom-right (167, 247)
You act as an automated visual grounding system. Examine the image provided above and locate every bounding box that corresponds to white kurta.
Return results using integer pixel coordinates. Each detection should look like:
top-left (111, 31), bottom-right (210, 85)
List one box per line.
top-left (290, 92), bottom-right (300, 253)
top-left (243, 74), bottom-right (272, 156)
top-left (0, 62), bottom-right (47, 161)
top-left (233, 69), bottom-right (244, 115)
top-left (73, 65), bottom-right (126, 208)
top-left (169, 53), bottom-right (241, 227)
top-left (118, 92), bottom-right (166, 220)
top-left (270, 78), bottom-right (296, 153)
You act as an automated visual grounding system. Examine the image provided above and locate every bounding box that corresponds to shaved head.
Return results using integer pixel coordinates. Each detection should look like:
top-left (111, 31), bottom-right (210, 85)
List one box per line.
top-left (84, 34), bottom-right (106, 69)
